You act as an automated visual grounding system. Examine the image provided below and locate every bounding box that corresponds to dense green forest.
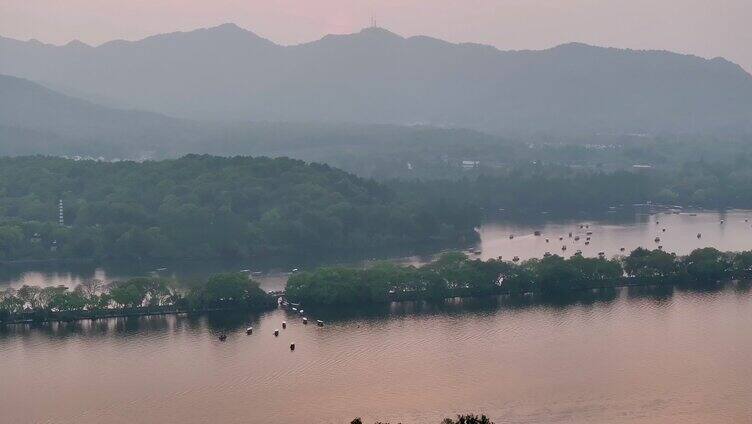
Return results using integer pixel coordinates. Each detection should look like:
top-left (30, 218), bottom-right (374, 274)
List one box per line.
top-left (0, 155), bottom-right (479, 261)
top-left (4, 151), bottom-right (752, 262)
top-left (286, 247), bottom-right (752, 306)
top-left (403, 153), bottom-right (752, 213)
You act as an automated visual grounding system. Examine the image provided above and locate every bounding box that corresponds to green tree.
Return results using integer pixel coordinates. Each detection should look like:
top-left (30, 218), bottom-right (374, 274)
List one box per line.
top-left (684, 248), bottom-right (732, 283)
top-left (624, 248), bottom-right (679, 282)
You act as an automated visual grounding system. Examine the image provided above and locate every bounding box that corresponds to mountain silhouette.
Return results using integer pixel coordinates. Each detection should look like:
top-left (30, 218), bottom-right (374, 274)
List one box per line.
top-left (2, 24), bottom-right (752, 135)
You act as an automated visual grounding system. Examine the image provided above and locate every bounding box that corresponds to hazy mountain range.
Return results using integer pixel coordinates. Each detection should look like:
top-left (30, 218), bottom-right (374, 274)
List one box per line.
top-left (3, 23), bottom-right (752, 136)
top-left (0, 73), bottom-right (206, 158)
top-left (1, 73), bottom-right (518, 178)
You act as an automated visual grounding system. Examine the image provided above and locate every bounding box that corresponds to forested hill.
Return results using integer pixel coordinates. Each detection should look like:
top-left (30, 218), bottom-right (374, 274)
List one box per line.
top-left (0, 156), bottom-right (479, 261)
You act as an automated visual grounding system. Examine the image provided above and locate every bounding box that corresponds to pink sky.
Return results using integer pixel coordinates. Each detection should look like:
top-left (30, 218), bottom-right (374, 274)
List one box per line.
top-left (2, 0), bottom-right (751, 72)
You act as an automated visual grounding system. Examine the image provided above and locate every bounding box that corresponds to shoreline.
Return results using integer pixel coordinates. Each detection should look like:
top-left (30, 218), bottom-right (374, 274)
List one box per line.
top-left (2, 277), bottom-right (733, 326)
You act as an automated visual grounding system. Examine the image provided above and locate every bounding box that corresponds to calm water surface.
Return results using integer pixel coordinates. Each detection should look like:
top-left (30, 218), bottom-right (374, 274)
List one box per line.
top-left (2, 287), bottom-right (751, 423)
top-left (475, 209), bottom-right (752, 262)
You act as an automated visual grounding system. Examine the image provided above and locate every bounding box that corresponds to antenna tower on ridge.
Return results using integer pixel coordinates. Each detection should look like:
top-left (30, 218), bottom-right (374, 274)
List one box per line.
top-left (58, 199), bottom-right (64, 226)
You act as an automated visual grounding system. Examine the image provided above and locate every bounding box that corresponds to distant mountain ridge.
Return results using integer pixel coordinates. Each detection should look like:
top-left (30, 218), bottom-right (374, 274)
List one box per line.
top-left (0, 73), bottom-right (517, 178)
top-left (0, 73), bottom-right (208, 158)
top-left (2, 24), bottom-right (752, 135)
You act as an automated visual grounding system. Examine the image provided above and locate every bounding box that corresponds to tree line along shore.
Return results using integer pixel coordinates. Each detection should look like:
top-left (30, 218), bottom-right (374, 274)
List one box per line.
top-left (3, 247), bottom-right (751, 324)
top-left (284, 247), bottom-right (752, 305)
top-left (0, 272), bottom-right (276, 324)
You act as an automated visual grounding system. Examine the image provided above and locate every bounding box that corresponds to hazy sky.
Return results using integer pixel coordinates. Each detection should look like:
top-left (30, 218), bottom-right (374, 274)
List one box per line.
top-left (2, 0), bottom-right (751, 72)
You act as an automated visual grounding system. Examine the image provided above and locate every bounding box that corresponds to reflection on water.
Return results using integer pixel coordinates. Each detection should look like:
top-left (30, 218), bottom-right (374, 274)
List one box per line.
top-left (2, 285), bottom-right (752, 424)
top-left (0, 291), bottom-right (622, 339)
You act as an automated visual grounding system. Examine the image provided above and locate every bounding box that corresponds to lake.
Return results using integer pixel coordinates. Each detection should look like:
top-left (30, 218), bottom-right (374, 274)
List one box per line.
top-left (2, 209), bottom-right (752, 292)
top-left (475, 208), bottom-right (752, 260)
top-left (3, 209), bottom-right (752, 423)
top-left (2, 285), bottom-right (751, 423)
